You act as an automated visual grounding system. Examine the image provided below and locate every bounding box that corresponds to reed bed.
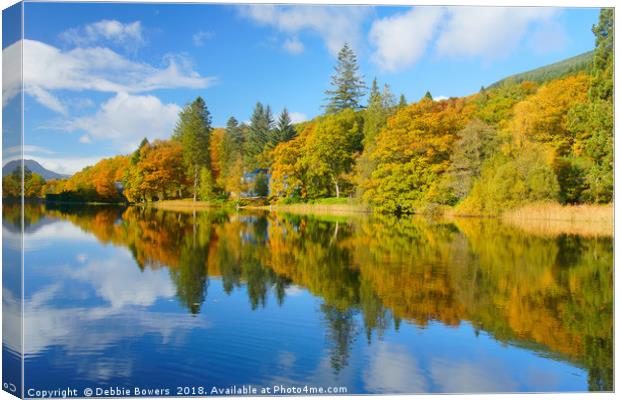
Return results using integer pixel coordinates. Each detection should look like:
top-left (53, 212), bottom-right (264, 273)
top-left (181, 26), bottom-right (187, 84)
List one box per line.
top-left (502, 203), bottom-right (613, 237)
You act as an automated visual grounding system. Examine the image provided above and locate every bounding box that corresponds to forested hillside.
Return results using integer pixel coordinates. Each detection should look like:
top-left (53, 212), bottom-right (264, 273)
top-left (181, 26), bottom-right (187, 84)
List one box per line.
top-left (6, 9), bottom-right (613, 216)
top-left (489, 50), bottom-right (594, 88)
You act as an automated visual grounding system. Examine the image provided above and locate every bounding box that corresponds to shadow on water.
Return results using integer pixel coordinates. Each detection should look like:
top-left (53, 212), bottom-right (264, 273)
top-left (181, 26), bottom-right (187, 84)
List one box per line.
top-left (4, 202), bottom-right (613, 391)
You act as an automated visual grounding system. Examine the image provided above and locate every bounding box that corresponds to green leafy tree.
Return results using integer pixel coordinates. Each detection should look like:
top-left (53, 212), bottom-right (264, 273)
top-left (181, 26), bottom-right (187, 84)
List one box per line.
top-left (590, 8), bottom-right (613, 101)
top-left (324, 43), bottom-right (366, 113)
top-left (304, 109), bottom-right (363, 198)
top-left (172, 97), bottom-right (212, 201)
top-left (566, 9), bottom-right (614, 203)
top-left (446, 119), bottom-right (500, 201)
top-left (458, 144), bottom-right (560, 215)
top-left (199, 166), bottom-right (217, 201)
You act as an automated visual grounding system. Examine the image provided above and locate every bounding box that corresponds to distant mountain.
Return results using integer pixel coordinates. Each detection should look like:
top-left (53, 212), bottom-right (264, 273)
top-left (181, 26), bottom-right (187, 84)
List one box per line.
top-left (489, 51), bottom-right (594, 88)
top-left (2, 159), bottom-right (70, 180)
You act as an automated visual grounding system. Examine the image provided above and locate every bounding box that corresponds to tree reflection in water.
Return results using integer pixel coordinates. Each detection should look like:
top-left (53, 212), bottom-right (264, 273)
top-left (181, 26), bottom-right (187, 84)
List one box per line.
top-left (8, 203), bottom-right (613, 390)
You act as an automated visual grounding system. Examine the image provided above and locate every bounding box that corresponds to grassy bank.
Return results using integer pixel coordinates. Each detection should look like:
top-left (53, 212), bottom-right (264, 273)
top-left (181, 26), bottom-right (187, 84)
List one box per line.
top-left (147, 198), bottom-right (612, 237)
top-left (149, 199), bottom-right (228, 212)
top-left (501, 203), bottom-right (613, 237)
top-left (242, 197), bottom-right (370, 216)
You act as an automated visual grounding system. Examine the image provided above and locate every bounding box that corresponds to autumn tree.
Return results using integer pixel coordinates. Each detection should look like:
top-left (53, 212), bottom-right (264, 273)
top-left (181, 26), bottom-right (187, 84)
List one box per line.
top-left (172, 97), bottom-right (212, 201)
top-left (364, 98), bottom-right (468, 213)
top-left (270, 129), bottom-right (309, 199)
top-left (2, 167), bottom-right (21, 198)
top-left (137, 140), bottom-right (186, 201)
top-left (324, 43), bottom-right (366, 113)
top-left (511, 74), bottom-right (589, 154)
top-left (23, 168), bottom-right (45, 198)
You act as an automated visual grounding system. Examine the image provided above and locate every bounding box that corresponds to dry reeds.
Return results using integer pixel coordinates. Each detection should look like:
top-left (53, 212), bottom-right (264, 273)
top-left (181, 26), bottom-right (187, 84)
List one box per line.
top-left (502, 203), bottom-right (613, 237)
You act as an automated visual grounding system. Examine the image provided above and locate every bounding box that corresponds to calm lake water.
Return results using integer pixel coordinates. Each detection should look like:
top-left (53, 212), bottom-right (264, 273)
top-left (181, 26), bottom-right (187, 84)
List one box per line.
top-left (2, 203), bottom-right (613, 395)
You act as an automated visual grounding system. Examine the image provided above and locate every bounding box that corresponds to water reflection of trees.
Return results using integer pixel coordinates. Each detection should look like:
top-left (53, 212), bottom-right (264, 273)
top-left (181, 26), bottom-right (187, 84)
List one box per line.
top-left (10, 203), bottom-right (613, 390)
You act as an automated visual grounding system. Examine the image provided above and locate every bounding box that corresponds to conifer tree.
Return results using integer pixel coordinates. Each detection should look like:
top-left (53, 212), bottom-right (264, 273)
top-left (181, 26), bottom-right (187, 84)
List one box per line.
top-left (363, 78), bottom-right (390, 145)
top-left (245, 102), bottom-right (273, 169)
top-left (225, 117), bottom-right (244, 147)
top-left (381, 83), bottom-right (396, 110)
top-left (398, 94), bottom-right (407, 108)
top-left (172, 97), bottom-right (212, 201)
top-left (131, 138), bottom-right (150, 165)
top-left (423, 90), bottom-right (433, 101)
top-left (324, 43), bottom-right (366, 113)
top-left (273, 108), bottom-right (297, 143)
top-left (358, 80), bottom-right (395, 197)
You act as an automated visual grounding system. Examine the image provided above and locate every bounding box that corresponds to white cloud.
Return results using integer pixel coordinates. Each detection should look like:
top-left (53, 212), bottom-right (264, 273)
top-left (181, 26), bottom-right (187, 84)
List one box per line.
top-left (2, 39), bottom-right (214, 114)
top-left (193, 30), bottom-right (214, 46)
top-left (283, 37), bottom-right (304, 54)
top-left (364, 343), bottom-right (429, 393)
top-left (21, 220), bottom-right (100, 250)
top-left (5, 145), bottom-right (55, 156)
top-left (289, 111), bottom-right (308, 124)
top-left (436, 7), bottom-right (560, 60)
top-left (60, 20), bottom-right (145, 49)
top-left (69, 252), bottom-right (176, 309)
top-left (239, 5), bottom-right (371, 56)
top-left (368, 6), bottom-right (563, 72)
top-left (434, 95), bottom-right (449, 101)
top-left (369, 7), bottom-right (444, 72)
top-left (2, 39), bottom-right (21, 108)
top-left (79, 134), bottom-right (92, 144)
top-left (429, 357), bottom-right (518, 393)
top-left (65, 92), bottom-right (181, 151)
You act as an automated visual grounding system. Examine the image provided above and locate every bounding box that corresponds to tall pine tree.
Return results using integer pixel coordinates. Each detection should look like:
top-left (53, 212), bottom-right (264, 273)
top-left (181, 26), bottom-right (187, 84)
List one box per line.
top-left (324, 43), bottom-right (366, 113)
top-left (273, 108), bottom-right (297, 144)
top-left (172, 97), bottom-right (212, 201)
top-left (357, 79), bottom-right (395, 197)
top-left (398, 94), bottom-right (407, 108)
top-left (583, 8), bottom-right (614, 202)
top-left (244, 102), bottom-right (273, 170)
top-left (226, 116), bottom-right (244, 147)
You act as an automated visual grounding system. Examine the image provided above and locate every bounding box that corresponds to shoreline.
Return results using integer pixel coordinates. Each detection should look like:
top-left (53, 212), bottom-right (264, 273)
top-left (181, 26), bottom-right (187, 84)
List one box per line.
top-left (31, 199), bottom-right (614, 236)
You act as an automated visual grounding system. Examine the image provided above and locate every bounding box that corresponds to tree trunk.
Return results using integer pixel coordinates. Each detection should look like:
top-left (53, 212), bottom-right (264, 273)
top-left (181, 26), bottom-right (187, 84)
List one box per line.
top-left (332, 175), bottom-right (340, 198)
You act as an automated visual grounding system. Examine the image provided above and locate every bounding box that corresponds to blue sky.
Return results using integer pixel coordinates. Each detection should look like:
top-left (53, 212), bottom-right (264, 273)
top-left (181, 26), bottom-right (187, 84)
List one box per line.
top-left (4, 3), bottom-right (600, 174)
